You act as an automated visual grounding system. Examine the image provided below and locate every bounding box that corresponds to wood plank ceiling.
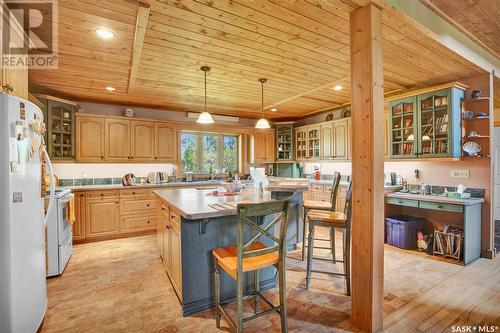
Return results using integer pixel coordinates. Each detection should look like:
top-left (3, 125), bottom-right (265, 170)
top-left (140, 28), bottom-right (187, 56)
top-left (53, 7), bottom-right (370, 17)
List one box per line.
top-left (28, 0), bottom-right (486, 119)
top-left (420, 0), bottom-right (500, 59)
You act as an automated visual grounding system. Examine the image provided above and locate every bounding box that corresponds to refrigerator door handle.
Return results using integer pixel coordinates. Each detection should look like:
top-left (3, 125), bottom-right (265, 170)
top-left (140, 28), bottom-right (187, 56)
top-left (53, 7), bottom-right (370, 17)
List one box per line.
top-left (43, 148), bottom-right (55, 227)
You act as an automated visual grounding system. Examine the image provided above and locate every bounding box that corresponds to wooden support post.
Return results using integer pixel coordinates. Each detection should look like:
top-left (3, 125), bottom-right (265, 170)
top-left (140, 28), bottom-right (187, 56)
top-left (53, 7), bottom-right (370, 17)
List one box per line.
top-left (350, 3), bottom-right (385, 333)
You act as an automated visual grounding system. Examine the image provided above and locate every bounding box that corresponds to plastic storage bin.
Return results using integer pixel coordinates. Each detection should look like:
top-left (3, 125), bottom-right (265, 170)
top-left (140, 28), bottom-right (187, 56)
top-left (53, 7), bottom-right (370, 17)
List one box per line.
top-left (385, 215), bottom-right (426, 250)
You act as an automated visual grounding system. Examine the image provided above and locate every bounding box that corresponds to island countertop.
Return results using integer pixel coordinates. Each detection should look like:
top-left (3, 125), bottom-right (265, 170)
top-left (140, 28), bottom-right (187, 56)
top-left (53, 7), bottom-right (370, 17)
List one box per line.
top-left (386, 192), bottom-right (485, 206)
top-left (154, 181), bottom-right (307, 220)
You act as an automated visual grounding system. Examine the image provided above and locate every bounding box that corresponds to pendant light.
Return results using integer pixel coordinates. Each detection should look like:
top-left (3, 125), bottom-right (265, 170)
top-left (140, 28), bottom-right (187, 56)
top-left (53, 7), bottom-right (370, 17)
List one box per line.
top-left (255, 78), bottom-right (270, 129)
top-left (197, 66), bottom-right (215, 124)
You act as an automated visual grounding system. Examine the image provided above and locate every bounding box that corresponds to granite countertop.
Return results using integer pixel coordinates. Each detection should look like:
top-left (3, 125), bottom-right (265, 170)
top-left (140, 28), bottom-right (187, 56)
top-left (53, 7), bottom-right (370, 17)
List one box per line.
top-left (154, 180), bottom-right (307, 219)
top-left (61, 180), bottom-right (225, 191)
top-left (154, 188), bottom-right (275, 219)
top-left (386, 192), bottom-right (485, 206)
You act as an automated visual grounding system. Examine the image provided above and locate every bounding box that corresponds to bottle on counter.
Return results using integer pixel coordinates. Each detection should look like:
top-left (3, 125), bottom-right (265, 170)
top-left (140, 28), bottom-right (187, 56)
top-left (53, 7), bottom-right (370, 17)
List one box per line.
top-left (258, 182), bottom-right (264, 198)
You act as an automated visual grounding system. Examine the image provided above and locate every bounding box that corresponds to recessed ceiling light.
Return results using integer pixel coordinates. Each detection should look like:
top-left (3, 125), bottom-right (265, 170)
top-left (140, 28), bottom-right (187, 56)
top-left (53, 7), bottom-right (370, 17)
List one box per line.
top-left (105, 86), bottom-right (115, 92)
top-left (271, 108), bottom-right (278, 112)
top-left (96, 28), bottom-right (114, 39)
top-left (333, 84), bottom-right (343, 91)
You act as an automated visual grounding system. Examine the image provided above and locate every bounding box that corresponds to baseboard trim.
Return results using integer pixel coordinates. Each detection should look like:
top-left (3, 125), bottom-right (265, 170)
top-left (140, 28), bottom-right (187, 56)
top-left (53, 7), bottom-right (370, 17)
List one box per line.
top-left (482, 249), bottom-right (496, 259)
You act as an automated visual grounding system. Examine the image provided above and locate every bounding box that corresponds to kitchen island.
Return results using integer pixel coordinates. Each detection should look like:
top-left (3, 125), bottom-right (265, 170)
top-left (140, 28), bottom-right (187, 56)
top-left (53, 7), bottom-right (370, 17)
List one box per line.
top-left (153, 181), bottom-right (308, 316)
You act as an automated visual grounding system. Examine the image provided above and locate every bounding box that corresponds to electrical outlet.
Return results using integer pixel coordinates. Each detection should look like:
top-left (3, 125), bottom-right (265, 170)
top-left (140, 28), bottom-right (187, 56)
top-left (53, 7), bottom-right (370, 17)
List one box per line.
top-left (450, 170), bottom-right (469, 178)
top-left (81, 171), bottom-right (87, 178)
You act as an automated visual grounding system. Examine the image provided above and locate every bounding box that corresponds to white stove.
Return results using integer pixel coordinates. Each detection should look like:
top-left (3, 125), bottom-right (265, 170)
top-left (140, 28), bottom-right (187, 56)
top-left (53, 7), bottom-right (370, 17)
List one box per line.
top-left (45, 188), bottom-right (73, 277)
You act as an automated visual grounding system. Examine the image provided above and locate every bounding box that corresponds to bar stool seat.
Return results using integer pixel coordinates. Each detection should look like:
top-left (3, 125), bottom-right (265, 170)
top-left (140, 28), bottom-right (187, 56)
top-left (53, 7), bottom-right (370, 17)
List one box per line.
top-left (212, 242), bottom-right (278, 280)
top-left (303, 200), bottom-right (332, 210)
top-left (306, 210), bottom-right (347, 225)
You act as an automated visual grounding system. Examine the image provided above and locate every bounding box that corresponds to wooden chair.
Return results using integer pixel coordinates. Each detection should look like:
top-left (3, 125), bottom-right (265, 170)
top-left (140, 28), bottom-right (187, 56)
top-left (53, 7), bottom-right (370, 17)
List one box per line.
top-left (305, 181), bottom-right (352, 295)
top-left (212, 199), bottom-right (291, 333)
top-left (301, 172), bottom-right (341, 261)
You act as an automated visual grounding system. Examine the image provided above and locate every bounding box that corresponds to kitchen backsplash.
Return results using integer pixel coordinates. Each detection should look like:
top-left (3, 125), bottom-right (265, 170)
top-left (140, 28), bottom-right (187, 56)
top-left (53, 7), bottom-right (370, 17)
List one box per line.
top-left (52, 163), bottom-right (176, 179)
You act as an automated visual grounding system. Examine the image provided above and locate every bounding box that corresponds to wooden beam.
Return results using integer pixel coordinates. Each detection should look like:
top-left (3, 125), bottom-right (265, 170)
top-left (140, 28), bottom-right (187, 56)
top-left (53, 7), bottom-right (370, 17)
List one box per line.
top-left (264, 78), bottom-right (347, 110)
top-left (128, 2), bottom-right (150, 94)
top-left (345, 0), bottom-right (385, 10)
top-left (350, 4), bottom-right (385, 333)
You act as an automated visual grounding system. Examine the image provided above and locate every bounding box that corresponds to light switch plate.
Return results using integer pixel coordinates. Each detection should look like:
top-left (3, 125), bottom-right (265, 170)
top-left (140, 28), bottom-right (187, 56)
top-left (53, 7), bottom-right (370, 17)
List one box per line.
top-left (450, 170), bottom-right (470, 178)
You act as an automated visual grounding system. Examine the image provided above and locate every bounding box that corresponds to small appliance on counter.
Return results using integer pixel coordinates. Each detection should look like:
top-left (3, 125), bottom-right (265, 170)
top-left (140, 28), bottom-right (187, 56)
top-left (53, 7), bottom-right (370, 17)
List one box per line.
top-left (123, 173), bottom-right (136, 186)
top-left (147, 172), bottom-right (164, 184)
top-left (185, 172), bottom-right (194, 182)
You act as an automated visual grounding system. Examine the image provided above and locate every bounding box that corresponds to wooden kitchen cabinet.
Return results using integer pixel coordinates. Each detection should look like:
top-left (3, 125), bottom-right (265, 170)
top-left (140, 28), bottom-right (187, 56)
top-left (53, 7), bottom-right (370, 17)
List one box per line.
top-left (254, 129), bottom-right (275, 163)
top-left (72, 192), bottom-right (86, 241)
top-left (76, 117), bottom-right (105, 162)
top-left (155, 123), bottom-right (176, 162)
top-left (170, 226), bottom-right (182, 294)
top-left (0, 10), bottom-right (28, 99)
top-left (333, 118), bottom-right (349, 160)
top-left (85, 197), bottom-right (120, 237)
top-left (320, 122), bottom-right (334, 159)
top-left (131, 121), bottom-right (155, 162)
top-left (105, 118), bottom-right (131, 162)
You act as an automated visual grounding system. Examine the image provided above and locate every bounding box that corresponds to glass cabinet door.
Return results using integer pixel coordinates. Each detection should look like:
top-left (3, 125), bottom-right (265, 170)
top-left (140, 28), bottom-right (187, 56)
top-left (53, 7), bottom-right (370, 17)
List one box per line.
top-left (276, 124), bottom-right (294, 160)
top-left (307, 127), bottom-right (320, 159)
top-left (417, 89), bottom-right (451, 157)
top-left (48, 100), bottom-right (76, 160)
top-left (296, 129), bottom-right (307, 160)
top-left (390, 96), bottom-right (417, 158)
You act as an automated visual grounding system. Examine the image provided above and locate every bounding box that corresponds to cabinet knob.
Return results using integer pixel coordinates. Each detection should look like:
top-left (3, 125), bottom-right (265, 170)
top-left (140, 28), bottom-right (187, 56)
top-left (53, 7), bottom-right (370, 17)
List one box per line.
top-left (132, 192), bottom-right (136, 195)
top-left (100, 193), bottom-right (104, 196)
top-left (101, 156), bottom-right (104, 159)
top-left (115, 202), bottom-right (119, 204)
top-left (154, 157), bottom-right (158, 160)
top-left (147, 220), bottom-right (151, 224)
top-left (147, 204), bottom-right (150, 207)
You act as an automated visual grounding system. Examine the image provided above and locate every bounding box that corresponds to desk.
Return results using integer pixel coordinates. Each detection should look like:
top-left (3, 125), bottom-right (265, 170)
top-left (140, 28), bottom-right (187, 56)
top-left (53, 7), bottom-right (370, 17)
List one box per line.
top-left (386, 192), bottom-right (484, 265)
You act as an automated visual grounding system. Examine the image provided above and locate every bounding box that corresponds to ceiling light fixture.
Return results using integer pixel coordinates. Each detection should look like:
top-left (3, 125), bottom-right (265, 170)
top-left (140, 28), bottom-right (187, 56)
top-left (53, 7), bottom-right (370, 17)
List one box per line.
top-left (271, 107), bottom-right (278, 112)
top-left (333, 84), bottom-right (343, 91)
top-left (96, 28), bottom-right (114, 39)
top-left (197, 66), bottom-right (214, 124)
top-left (255, 78), bottom-right (270, 129)
top-left (105, 86), bottom-right (115, 92)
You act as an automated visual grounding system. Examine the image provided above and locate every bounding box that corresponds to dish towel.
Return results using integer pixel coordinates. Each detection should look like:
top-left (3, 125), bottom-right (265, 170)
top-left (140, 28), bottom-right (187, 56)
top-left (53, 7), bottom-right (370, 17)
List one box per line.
top-left (68, 193), bottom-right (76, 225)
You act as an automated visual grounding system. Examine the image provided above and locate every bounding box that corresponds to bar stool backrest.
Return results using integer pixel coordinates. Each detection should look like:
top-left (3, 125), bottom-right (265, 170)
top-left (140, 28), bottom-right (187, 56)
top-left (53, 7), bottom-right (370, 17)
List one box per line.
top-left (344, 181), bottom-right (353, 224)
top-left (236, 199), bottom-right (291, 273)
top-left (329, 171), bottom-right (341, 211)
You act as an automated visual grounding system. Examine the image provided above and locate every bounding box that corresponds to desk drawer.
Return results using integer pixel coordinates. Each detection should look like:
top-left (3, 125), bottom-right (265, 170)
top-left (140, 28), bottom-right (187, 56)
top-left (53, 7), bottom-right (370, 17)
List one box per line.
top-left (386, 197), bottom-right (418, 207)
top-left (419, 201), bottom-right (463, 213)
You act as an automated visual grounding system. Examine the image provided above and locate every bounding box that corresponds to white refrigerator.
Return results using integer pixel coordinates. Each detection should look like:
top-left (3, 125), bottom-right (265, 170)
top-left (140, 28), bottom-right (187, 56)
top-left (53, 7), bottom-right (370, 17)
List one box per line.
top-left (0, 93), bottom-right (55, 333)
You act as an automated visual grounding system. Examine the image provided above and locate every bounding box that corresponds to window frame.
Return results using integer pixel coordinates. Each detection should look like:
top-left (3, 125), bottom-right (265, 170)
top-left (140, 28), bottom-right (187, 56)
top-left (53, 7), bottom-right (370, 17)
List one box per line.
top-left (180, 131), bottom-right (239, 174)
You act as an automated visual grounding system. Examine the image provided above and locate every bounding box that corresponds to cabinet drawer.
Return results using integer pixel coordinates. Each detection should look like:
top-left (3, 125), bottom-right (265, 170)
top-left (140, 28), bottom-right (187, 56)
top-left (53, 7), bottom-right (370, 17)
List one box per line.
top-left (87, 190), bottom-right (120, 199)
top-left (322, 185), bottom-right (332, 193)
top-left (159, 203), bottom-right (169, 221)
top-left (121, 198), bottom-right (157, 213)
top-left (419, 201), bottom-right (463, 213)
top-left (311, 185), bottom-right (324, 192)
top-left (386, 197), bottom-right (418, 207)
top-left (120, 188), bottom-right (148, 197)
top-left (170, 209), bottom-right (180, 232)
top-left (120, 214), bottom-right (156, 232)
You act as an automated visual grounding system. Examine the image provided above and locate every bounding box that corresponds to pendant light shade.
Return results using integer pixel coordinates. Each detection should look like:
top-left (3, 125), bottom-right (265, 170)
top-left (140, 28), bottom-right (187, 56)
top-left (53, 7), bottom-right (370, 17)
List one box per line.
top-left (197, 111), bottom-right (214, 124)
top-left (255, 78), bottom-right (270, 129)
top-left (197, 66), bottom-right (214, 124)
top-left (255, 118), bottom-right (270, 129)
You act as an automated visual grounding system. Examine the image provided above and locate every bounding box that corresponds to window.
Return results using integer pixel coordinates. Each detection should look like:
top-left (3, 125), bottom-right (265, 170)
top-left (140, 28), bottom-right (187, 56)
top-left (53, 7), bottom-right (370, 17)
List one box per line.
top-left (180, 132), bottom-right (239, 173)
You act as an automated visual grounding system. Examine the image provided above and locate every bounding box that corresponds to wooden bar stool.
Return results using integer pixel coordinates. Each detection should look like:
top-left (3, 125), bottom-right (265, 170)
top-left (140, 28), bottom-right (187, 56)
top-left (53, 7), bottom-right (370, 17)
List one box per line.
top-left (301, 172), bottom-right (341, 261)
top-left (212, 199), bottom-right (292, 333)
top-left (305, 182), bottom-right (352, 295)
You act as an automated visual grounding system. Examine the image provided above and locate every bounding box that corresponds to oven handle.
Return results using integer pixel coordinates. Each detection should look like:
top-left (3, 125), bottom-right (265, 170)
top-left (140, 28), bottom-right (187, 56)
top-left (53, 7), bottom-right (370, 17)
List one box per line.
top-left (43, 148), bottom-right (55, 227)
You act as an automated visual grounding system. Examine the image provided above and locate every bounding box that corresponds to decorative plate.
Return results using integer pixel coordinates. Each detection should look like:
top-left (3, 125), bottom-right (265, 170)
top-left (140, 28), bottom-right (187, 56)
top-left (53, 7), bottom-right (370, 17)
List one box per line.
top-left (463, 110), bottom-right (474, 119)
top-left (462, 141), bottom-right (481, 156)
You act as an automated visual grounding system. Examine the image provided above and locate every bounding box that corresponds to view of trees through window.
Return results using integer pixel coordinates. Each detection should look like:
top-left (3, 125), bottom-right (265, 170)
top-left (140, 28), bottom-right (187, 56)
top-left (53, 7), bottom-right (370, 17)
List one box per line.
top-left (180, 132), bottom-right (238, 173)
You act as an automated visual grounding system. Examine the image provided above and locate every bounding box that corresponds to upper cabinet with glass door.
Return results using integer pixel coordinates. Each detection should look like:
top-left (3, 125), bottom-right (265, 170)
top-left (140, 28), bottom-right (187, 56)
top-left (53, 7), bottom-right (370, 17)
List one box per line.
top-left (389, 86), bottom-right (464, 159)
top-left (276, 123), bottom-right (294, 161)
top-left (390, 96), bottom-right (418, 158)
top-left (38, 96), bottom-right (80, 161)
top-left (307, 126), bottom-right (321, 160)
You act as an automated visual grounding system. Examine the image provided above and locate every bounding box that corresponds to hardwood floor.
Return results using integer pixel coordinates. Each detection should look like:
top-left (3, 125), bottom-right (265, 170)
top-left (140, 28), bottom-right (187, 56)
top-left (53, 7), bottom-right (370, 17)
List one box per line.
top-left (41, 232), bottom-right (499, 333)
